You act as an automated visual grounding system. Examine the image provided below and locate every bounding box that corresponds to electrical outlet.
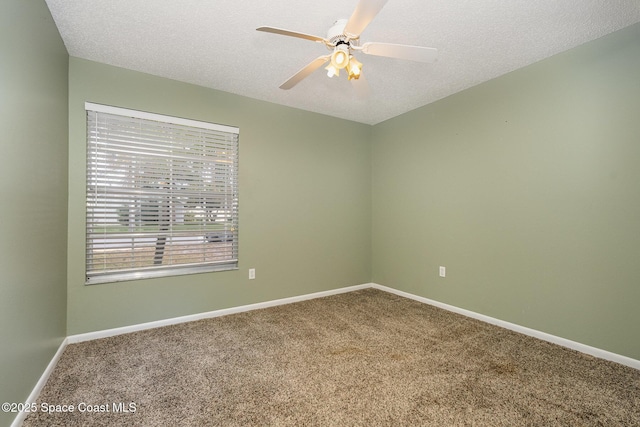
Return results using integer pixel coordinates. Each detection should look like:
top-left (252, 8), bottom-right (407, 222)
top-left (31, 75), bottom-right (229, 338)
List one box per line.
top-left (249, 268), bottom-right (255, 280)
top-left (439, 266), bottom-right (446, 278)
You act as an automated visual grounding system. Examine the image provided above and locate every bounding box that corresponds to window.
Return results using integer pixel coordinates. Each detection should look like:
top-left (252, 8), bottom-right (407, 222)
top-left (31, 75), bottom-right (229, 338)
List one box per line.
top-left (85, 102), bottom-right (239, 284)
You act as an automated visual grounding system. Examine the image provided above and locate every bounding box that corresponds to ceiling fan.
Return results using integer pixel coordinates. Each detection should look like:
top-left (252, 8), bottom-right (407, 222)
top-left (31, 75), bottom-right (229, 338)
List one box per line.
top-left (256, 0), bottom-right (438, 93)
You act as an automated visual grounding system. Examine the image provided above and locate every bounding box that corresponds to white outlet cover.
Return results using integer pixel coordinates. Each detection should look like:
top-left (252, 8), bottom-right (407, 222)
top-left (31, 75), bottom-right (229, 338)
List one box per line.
top-left (439, 266), bottom-right (446, 277)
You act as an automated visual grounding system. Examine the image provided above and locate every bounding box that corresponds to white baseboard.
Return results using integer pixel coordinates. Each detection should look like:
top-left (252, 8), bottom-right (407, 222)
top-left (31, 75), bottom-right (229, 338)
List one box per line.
top-left (10, 337), bottom-right (69, 427)
top-left (372, 283), bottom-right (640, 371)
top-left (68, 281), bottom-right (639, 370)
top-left (67, 283), bottom-right (373, 344)
top-left (16, 281), bottom-right (639, 427)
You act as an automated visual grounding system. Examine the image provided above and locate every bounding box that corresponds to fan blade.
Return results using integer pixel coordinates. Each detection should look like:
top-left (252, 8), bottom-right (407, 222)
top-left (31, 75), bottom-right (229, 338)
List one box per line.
top-left (256, 27), bottom-right (327, 44)
top-left (280, 55), bottom-right (331, 90)
top-left (361, 42), bottom-right (438, 62)
top-left (344, 0), bottom-right (389, 38)
top-left (351, 73), bottom-right (370, 98)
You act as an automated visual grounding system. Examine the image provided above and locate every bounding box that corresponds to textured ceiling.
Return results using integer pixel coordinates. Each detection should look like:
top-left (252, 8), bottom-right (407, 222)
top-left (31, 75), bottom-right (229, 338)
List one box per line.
top-left (45, 0), bottom-right (640, 125)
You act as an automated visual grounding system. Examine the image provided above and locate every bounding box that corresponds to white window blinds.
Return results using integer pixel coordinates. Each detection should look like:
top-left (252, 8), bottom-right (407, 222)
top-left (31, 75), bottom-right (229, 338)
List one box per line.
top-left (85, 103), bottom-right (239, 284)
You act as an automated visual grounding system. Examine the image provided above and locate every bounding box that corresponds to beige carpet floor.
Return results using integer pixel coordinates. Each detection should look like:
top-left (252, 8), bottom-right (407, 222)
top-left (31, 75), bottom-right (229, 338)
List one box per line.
top-left (23, 288), bottom-right (640, 426)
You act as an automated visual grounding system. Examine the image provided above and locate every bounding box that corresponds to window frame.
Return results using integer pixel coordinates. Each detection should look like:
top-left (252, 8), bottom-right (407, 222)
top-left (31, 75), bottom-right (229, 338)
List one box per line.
top-left (85, 102), bottom-right (239, 285)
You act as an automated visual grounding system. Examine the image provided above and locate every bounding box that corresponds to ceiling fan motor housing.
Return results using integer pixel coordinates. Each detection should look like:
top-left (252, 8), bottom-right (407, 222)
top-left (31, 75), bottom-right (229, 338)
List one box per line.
top-left (327, 19), bottom-right (358, 48)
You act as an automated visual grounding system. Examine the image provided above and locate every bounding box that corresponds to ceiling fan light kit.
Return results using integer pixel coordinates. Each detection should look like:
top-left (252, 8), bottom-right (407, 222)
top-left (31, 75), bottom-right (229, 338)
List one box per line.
top-left (330, 45), bottom-right (350, 70)
top-left (256, 0), bottom-right (438, 91)
top-left (346, 56), bottom-right (363, 80)
top-left (325, 63), bottom-right (340, 78)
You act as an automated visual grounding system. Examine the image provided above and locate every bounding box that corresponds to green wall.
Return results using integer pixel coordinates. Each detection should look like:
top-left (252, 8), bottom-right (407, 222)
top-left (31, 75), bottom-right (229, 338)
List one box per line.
top-left (371, 23), bottom-right (640, 360)
top-left (67, 58), bottom-right (372, 335)
top-left (0, 1), bottom-right (68, 425)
